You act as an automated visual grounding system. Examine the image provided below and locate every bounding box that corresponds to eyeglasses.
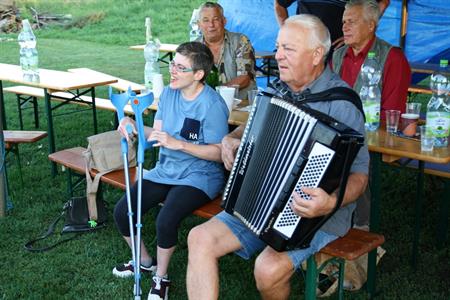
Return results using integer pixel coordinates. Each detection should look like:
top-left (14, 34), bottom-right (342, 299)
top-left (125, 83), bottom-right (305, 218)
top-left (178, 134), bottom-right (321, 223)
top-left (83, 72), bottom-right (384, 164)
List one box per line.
top-left (169, 61), bottom-right (193, 73)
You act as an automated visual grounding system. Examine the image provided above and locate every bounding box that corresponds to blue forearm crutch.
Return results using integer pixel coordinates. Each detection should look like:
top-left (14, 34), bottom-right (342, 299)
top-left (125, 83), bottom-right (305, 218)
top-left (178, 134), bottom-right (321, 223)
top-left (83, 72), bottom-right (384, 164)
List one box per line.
top-left (129, 89), bottom-right (155, 299)
top-left (109, 87), bottom-right (141, 299)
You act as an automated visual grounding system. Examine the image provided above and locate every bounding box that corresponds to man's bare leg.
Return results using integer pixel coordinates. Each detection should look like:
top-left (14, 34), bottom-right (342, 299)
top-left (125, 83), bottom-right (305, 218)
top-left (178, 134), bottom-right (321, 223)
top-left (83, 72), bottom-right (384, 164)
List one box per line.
top-left (186, 218), bottom-right (242, 299)
top-left (254, 246), bottom-right (295, 300)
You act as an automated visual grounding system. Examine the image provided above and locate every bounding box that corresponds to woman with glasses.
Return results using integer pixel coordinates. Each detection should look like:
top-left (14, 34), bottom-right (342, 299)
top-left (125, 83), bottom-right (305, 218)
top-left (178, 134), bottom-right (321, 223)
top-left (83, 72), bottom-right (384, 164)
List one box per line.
top-left (113, 41), bottom-right (229, 300)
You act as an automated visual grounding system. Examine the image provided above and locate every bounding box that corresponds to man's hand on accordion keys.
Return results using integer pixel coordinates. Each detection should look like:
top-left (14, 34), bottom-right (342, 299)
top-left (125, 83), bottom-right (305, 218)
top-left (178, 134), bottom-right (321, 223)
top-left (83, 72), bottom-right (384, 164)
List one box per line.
top-left (290, 187), bottom-right (337, 218)
top-left (221, 135), bottom-right (241, 170)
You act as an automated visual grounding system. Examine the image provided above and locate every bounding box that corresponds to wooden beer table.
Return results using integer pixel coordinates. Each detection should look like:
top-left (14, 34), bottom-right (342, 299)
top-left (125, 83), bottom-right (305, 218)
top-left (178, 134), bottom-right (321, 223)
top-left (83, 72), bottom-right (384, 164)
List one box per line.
top-left (0, 63), bottom-right (117, 176)
top-left (365, 128), bottom-right (450, 293)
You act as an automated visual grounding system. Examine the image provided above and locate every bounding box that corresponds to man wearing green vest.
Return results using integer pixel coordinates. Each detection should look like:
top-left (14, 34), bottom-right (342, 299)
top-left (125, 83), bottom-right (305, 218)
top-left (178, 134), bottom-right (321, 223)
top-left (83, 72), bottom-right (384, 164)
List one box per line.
top-left (332, 0), bottom-right (411, 228)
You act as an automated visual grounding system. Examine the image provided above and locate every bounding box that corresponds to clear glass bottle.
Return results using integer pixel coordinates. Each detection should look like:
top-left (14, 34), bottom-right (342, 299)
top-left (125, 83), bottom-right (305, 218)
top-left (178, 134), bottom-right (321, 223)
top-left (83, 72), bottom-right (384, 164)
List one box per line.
top-left (189, 8), bottom-right (202, 42)
top-left (143, 17), bottom-right (160, 90)
top-left (18, 19), bottom-right (39, 81)
top-left (426, 59), bottom-right (450, 147)
top-left (359, 52), bottom-right (382, 131)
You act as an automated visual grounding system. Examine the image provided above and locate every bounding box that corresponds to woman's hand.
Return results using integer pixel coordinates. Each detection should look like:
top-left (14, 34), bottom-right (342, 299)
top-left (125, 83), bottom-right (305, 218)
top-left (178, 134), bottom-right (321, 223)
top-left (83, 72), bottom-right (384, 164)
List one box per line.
top-left (149, 129), bottom-right (184, 150)
top-left (117, 117), bottom-right (136, 142)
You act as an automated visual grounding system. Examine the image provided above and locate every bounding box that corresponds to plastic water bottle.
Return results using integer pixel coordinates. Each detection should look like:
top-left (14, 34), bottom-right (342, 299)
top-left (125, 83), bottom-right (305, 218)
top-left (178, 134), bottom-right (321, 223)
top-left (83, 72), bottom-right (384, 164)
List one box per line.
top-left (426, 59), bottom-right (450, 147)
top-left (359, 52), bottom-right (382, 131)
top-left (18, 19), bottom-right (39, 81)
top-left (144, 17), bottom-right (160, 90)
top-left (189, 8), bottom-right (202, 41)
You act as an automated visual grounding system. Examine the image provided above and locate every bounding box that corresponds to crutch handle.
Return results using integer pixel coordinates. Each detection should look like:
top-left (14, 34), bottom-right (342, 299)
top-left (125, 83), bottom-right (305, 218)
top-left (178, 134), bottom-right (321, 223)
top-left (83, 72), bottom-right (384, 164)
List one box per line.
top-left (130, 91), bottom-right (155, 163)
top-left (110, 87), bottom-right (134, 154)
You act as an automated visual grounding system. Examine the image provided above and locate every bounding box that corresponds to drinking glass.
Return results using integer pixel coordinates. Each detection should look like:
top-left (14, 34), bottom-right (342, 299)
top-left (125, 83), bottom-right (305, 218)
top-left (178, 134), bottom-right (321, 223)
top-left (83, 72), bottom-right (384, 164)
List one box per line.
top-left (419, 125), bottom-right (434, 152)
top-left (385, 110), bottom-right (401, 133)
top-left (247, 89), bottom-right (259, 106)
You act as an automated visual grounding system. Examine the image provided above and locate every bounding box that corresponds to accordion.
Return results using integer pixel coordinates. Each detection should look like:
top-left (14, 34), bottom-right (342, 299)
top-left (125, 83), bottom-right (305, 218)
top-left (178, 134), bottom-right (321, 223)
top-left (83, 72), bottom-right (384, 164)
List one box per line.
top-left (223, 93), bottom-right (364, 251)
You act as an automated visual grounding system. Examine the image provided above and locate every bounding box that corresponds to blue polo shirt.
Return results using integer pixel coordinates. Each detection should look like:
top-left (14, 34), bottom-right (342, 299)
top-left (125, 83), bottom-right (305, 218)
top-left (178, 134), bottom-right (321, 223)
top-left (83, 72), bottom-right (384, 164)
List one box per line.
top-left (144, 85), bottom-right (229, 199)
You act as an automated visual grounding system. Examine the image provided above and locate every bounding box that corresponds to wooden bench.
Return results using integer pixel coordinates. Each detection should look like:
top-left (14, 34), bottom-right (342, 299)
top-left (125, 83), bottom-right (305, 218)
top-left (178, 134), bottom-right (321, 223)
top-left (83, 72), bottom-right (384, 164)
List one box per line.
top-left (3, 85), bottom-right (141, 130)
top-left (408, 84), bottom-right (432, 95)
top-left (305, 229), bottom-right (385, 300)
top-left (4, 130), bottom-right (47, 184)
top-left (3, 85), bottom-right (136, 113)
top-left (48, 147), bottom-right (222, 218)
top-left (48, 147), bottom-right (385, 298)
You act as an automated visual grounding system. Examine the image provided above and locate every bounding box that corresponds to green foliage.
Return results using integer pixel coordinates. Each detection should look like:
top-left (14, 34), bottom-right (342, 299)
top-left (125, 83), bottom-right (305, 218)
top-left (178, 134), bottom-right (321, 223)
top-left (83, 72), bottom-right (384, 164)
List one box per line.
top-left (13, 0), bottom-right (206, 45)
top-left (0, 0), bottom-right (449, 299)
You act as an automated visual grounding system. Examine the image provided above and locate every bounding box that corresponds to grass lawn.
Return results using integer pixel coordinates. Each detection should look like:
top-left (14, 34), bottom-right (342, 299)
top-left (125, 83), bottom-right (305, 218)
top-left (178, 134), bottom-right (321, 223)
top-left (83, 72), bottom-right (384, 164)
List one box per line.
top-left (0, 0), bottom-right (449, 299)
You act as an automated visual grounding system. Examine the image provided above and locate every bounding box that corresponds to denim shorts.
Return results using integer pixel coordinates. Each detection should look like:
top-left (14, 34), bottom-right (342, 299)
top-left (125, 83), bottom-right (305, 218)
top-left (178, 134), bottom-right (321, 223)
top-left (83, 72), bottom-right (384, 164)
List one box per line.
top-left (215, 211), bottom-right (338, 269)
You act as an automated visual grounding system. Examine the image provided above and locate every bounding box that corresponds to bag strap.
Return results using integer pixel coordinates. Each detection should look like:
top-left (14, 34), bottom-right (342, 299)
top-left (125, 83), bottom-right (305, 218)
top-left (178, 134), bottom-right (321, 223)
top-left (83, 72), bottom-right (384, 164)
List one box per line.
top-left (83, 150), bottom-right (112, 221)
top-left (24, 204), bottom-right (80, 252)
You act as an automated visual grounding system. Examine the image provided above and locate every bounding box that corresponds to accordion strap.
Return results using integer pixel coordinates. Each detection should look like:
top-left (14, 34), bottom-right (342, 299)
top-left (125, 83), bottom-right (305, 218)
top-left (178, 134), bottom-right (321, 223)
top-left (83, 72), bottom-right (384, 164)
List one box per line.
top-left (265, 84), bottom-right (365, 121)
top-left (300, 87), bottom-right (364, 119)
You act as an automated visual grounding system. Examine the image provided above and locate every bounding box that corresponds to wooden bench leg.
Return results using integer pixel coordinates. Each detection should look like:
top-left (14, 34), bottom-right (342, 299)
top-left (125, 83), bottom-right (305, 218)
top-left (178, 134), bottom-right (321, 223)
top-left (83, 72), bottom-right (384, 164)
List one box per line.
top-left (437, 178), bottom-right (450, 248)
top-left (309, 255), bottom-right (346, 300)
top-left (16, 94), bottom-right (25, 130)
top-left (336, 259), bottom-right (345, 300)
top-left (66, 168), bottom-right (85, 198)
top-left (6, 144), bottom-right (24, 186)
top-left (33, 96), bottom-right (39, 128)
top-left (13, 145), bottom-right (24, 186)
top-left (16, 94), bottom-right (40, 130)
top-left (305, 256), bottom-right (318, 300)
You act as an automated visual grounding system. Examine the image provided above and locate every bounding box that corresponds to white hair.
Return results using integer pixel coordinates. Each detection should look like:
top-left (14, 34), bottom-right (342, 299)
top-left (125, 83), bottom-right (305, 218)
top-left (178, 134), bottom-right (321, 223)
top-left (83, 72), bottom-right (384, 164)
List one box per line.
top-left (346, 0), bottom-right (381, 25)
top-left (284, 14), bottom-right (331, 60)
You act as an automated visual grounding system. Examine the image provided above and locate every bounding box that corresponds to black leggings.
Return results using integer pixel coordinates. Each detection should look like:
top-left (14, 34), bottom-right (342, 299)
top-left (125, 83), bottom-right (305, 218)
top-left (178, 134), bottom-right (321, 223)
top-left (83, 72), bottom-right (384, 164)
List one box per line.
top-left (113, 180), bottom-right (211, 248)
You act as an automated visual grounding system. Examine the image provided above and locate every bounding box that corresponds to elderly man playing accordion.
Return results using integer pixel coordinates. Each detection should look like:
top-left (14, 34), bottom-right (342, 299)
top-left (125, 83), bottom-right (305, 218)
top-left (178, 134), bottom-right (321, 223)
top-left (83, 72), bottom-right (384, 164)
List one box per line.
top-left (187, 14), bottom-right (370, 300)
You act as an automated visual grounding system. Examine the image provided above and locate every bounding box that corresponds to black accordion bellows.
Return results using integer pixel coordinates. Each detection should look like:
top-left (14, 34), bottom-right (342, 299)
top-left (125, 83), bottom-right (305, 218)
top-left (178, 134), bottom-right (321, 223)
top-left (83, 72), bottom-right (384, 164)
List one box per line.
top-left (223, 93), bottom-right (364, 251)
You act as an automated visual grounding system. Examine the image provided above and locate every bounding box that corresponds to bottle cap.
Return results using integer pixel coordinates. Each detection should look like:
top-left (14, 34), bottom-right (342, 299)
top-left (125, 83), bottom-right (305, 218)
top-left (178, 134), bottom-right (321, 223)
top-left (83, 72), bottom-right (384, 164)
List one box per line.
top-left (368, 52), bottom-right (375, 59)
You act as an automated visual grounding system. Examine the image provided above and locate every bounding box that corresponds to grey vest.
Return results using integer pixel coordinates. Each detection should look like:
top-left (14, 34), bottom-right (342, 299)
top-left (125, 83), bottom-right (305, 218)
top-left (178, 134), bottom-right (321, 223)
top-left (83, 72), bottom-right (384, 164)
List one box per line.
top-left (220, 31), bottom-right (256, 99)
top-left (199, 31), bottom-right (256, 99)
top-left (332, 37), bottom-right (393, 94)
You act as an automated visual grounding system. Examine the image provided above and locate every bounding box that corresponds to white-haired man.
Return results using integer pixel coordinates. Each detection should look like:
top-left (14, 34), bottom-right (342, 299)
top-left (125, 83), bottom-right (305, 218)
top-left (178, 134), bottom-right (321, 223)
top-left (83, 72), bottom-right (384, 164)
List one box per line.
top-left (187, 14), bottom-right (369, 300)
top-left (332, 0), bottom-right (410, 119)
top-left (332, 0), bottom-right (410, 228)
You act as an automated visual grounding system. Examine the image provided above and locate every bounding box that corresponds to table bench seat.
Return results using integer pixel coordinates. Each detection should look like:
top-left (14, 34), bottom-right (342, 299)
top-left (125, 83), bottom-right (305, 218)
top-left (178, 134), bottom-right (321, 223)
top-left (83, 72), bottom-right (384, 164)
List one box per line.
top-left (408, 84), bottom-right (432, 95)
top-left (4, 130), bottom-right (47, 145)
top-left (306, 229), bottom-right (385, 300)
top-left (48, 147), bottom-right (222, 218)
top-left (48, 146), bottom-right (385, 299)
top-left (4, 130), bottom-right (48, 184)
top-left (3, 85), bottom-right (136, 115)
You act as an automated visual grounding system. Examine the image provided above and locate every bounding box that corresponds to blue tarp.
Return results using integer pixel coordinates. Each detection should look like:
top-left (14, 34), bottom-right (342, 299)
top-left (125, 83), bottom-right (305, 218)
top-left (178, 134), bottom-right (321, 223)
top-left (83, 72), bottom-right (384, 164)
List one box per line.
top-left (219, 0), bottom-right (450, 63)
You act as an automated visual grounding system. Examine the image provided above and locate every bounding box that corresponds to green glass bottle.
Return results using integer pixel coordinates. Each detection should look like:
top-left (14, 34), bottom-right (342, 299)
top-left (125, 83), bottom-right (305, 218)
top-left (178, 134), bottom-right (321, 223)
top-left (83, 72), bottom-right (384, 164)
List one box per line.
top-left (205, 65), bottom-right (220, 89)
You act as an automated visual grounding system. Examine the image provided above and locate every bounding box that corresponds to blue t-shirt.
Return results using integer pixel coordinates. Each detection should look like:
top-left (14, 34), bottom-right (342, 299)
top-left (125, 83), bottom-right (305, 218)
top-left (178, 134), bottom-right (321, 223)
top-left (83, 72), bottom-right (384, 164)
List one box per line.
top-left (144, 85), bottom-right (229, 199)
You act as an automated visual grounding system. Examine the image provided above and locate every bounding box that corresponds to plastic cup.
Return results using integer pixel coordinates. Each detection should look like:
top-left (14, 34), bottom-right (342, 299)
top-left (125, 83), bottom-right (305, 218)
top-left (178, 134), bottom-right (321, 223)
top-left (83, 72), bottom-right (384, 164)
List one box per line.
top-left (406, 102), bottom-right (422, 115)
top-left (385, 110), bottom-right (401, 134)
top-left (216, 86), bottom-right (236, 113)
top-left (400, 113), bottom-right (419, 136)
top-left (419, 125), bottom-right (434, 152)
top-left (247, 89), bottom-right (259, 106)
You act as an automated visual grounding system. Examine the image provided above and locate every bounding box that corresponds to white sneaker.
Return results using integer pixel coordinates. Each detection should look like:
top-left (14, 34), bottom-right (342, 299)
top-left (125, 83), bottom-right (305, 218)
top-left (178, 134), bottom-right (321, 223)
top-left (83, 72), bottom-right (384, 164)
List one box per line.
top-left (148, 275), bottom-right (170, 300)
